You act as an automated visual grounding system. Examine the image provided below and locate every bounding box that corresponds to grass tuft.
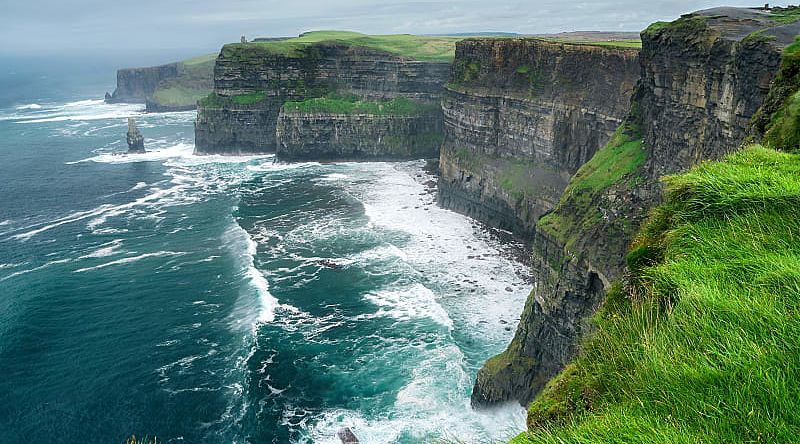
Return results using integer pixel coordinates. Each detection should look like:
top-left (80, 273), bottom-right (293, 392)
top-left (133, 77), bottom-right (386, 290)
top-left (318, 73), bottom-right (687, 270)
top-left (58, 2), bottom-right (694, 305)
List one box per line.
top-left (516, 145), bottom-right (800, 443)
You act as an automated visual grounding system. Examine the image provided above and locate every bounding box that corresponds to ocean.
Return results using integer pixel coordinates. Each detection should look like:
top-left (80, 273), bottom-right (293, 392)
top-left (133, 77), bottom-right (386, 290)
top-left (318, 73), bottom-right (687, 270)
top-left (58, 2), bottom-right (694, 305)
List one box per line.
top-left (0, 58), bottom-right (528, 443)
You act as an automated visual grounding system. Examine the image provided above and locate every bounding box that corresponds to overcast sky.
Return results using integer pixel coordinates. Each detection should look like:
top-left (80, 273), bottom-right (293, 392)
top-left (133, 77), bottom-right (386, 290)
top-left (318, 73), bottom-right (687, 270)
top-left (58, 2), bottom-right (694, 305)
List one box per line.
top-left (0, 0), bottom-right (791, 56)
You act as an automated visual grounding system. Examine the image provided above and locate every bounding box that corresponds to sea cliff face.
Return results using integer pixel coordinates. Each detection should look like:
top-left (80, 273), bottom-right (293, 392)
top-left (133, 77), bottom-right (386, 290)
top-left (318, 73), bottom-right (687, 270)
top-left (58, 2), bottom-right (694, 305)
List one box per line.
top-left (194, 43), bottom-right (450, 155)
top-left (437, 39), bottom-right (640, 239)
top-left (276, 110), bottom-right (443, 160)
top-left (474, 7), bottom-right (800, 410)
top-left (107, 63), bottom-right (180, 103)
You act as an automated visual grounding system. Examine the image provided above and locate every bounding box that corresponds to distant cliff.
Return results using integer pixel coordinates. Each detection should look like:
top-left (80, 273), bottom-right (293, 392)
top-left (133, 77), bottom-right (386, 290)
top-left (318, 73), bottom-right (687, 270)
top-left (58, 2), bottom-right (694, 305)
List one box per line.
top-left (106, 55), bottom-right (215, 112)
top-left (106, 63), bottom-right (180, 103)
top-left (474, 6), bottom-right (800, 414)
top-left (194, 32), bottom-right (453, 156)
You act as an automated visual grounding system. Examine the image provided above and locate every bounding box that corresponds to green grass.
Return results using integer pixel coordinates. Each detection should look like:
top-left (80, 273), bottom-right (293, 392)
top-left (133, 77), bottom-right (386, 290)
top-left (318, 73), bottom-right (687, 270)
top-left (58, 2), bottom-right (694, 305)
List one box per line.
top-left (515, 145), bottom-right (800, 443)
top-left (151, 85), bottom-right (209, 107)
top-left (282, 96), bottom-right (440, 115)
top-left (538, 123), bottom-right (646, 247)
top-left (751, 37), bottom-right (800, 152)
top-left (149, 53), bottom-right (215, 108)
top-left (230, 91), bottom-right (268, 105)
top-left (768, 6), bottom-right (800, 25)
top-left (199, 91), bottom-right (270, 107)
top-left (538, 38), bottom-right (642, 49)
top-left (224, 30), bottom-right (465, 62)
top-left (642, 15), bottom-right (708, 39)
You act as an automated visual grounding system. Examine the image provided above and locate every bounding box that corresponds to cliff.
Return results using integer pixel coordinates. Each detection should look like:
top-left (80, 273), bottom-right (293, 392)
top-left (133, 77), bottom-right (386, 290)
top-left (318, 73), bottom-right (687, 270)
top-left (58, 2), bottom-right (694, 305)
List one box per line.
top-left (276, 99), bottom-right (443, 160)
top-left (475, 6), bottom-right (800, 414)
top-left (194, 32), bottom-right (453, 155)
top-left (107, 63), bottom-right (180, 103)
top-left (437, 39), bottom-right (640, 240)
top-left (106, 55), bottom-right (215, 112)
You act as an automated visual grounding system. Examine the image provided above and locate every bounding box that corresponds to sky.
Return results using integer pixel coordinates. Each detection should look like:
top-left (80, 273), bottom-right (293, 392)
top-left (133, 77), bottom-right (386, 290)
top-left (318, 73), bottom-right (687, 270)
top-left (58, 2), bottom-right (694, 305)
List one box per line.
top-left (0, 0), bottom-right (793, 57)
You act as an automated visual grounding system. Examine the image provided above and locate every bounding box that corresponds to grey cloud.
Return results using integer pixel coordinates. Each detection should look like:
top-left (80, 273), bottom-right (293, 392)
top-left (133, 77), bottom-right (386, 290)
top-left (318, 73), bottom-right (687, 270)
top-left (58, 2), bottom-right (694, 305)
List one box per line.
top-left (0, 0), bottom-right (791, 55)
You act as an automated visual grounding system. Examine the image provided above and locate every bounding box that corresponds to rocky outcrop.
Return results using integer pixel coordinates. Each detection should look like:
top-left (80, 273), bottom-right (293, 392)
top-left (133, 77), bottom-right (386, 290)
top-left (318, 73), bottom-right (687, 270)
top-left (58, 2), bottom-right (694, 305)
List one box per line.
top-left (276, 109), bottom-right (443, 160)
top-left (126, 118), bottom-right (145, 153)
top-left (106, 63), bottom-right (179, 103)
top-left (194, 43), bottom-right (450, 155)
top-left (438, 38), bottom-right (639, 239)
top-left (473, 7), bottom-right (800, 409)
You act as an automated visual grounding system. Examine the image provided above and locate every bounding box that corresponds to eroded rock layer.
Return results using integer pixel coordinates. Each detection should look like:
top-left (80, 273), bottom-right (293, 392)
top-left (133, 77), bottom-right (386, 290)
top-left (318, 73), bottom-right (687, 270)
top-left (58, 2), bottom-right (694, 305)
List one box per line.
top-left (194, 43), bottom-right (450, 155)
top-left (437, 39), bottom-right (640, 239)
top-left (473, 7), bottom-right (800, 409)
top-left (276, 111), bottom-right (443, 161)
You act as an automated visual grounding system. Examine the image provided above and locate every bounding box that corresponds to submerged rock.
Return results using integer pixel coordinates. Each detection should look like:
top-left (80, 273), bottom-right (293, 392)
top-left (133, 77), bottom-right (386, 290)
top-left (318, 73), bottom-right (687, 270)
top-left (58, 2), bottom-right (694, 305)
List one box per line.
top-left (126, 118), bottom-right (146, 153)
top-left (337, 427), bottom-right (359, 443)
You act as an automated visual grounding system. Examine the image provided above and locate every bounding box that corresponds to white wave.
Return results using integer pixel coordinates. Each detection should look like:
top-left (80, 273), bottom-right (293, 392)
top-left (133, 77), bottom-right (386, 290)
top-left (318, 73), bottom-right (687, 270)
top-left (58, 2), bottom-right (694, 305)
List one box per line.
top-left (0, 258), bottom-right (73, 282)
top-left (73, 251), bottom-right (184, 273)
top-left (67, 142), bottom-right (195, 164)
top-left (363, 283), bottom-right (453, 330)
top-left (9, 205), bottom-right (114, 241)
top-left (318, 173), bottom-right (349, 181)
top-left (0, 219), bottom-right (11, 226)
top-left (223, 221), bottom-right (286, 329)
top-left (245, 160), bottom-right (320, 173)
top-left (79, 239), bottom-right (124, 259)
top-left (4, 98), bottom-right (144, 124)
top-left (63, 99), bottom-right (104, 107)
top-left (16, 103), bottom-right (42, 110)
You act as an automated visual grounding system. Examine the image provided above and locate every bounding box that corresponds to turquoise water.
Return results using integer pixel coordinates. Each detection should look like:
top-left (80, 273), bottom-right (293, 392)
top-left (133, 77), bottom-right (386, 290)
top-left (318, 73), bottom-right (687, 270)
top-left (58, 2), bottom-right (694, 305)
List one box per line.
top-left (0, 74), bottom-right (528, 443)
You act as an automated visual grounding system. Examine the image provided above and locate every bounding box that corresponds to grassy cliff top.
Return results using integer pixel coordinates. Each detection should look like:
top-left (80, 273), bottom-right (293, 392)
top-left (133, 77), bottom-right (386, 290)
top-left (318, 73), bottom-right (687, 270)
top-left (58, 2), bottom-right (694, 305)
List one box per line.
top-left (533, 38), bottom-right (641, 49)
top-left (282, 95), bottom-right (441, 115)
top-left (223, 30), bottom-right (467, 62)
top-left (516, 145), bottom-right (800, 443)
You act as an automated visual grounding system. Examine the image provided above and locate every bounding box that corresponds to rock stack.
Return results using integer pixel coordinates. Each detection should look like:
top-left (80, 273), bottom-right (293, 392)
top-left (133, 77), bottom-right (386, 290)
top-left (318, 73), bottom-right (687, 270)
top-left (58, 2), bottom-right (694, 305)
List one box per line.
top-left (126, 117), bottom-right (146, 153)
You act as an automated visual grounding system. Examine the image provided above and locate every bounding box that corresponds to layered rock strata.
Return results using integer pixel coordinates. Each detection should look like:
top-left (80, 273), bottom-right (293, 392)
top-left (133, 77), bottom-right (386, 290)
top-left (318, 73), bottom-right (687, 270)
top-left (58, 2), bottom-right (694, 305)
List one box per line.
top-left (473, 7), bottom-right (800, 409)
top-left (437, 38), bottom-right (640, 238)
top-left (276, 110), bottom-right (443, 160)
top-left (194, 43), bottom-right (450, 155)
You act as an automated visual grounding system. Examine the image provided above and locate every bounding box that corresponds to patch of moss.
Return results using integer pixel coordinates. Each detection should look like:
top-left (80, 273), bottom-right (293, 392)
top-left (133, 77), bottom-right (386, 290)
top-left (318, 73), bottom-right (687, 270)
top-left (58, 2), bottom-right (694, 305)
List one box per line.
top-left (642, 15), bottom-right (708, 39)
top-left (199, 91), bottom-right (270, 107)
top-left (537, 121), bottom-right (646, 249)
top-left (282, 96), bottom-right (440, 115)
top-left (515, 145), bottom-right (800, 443)
top-left (750, 37), bottom-right (800, 152)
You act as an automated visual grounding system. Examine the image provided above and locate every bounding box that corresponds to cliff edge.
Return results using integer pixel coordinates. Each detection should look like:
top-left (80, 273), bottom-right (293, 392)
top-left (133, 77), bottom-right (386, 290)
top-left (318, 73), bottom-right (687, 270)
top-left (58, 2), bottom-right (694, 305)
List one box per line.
top-left (475, 5), bottom-right (800, 422)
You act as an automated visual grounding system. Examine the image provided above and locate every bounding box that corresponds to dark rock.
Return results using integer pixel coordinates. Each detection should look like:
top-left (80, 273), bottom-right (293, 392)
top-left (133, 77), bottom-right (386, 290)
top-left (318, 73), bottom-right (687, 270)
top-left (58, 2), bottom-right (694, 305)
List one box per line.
top-left (195, 43), bottom-right (450, 155)
top-left (472, 8), bottom-right (800, 409)
top-left (337, 427), bottom-right (359, 444)
top-left (437, 38), bottom-right (640, 240)
top-left (126, 118), bottom-right (145, 154)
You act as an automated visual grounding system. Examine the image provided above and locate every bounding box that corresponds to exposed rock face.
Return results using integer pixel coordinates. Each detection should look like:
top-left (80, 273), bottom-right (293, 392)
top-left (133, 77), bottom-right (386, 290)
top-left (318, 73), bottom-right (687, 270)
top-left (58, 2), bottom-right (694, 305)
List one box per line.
top-left (106, 63), bottom-right (180, 103)
top-left (276, 110), bottom-right (443, 160)
top-left (194, 43), bottom-right (450, 155)
top-left (438, 38), bottom-right (639, 239)
top-left (473, 7), bottom-right (800, 409)
top-left (126, 118), bottom-right (145, 153)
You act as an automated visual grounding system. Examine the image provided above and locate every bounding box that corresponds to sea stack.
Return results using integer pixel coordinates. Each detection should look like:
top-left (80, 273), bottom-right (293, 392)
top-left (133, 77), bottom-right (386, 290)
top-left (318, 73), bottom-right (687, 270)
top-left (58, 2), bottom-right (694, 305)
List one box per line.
top-left (126, 117), bottom-right (145, 153)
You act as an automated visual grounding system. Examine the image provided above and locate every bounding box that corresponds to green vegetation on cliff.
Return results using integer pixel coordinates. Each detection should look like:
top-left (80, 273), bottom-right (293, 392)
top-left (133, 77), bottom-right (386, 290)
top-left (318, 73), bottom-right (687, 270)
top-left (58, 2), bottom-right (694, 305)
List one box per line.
top-left (150, 54), bottom-right (215, 108)
top-left (225, 30), bottom-right (463, 62)
top-left (752, 37), bottom-right (800, 152)
top-left (538, 122), bottom-right (646, 249)
top-left (282, 96), bottom-right (440, 115)
top-left (198, 91), bottom-right (270, 107)
top-left (514, 145), bottom-right (800, 443)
